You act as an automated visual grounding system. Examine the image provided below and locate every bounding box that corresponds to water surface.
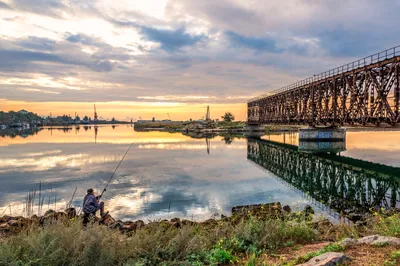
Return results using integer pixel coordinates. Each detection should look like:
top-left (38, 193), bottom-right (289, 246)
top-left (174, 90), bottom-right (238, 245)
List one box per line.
top-left (1, 125), bottom-right (399, 221)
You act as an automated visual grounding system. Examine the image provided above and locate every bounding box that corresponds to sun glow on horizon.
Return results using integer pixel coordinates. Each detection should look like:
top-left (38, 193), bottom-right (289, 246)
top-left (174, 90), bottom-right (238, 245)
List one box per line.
top-left (0, 100), bottom-right (247, 121)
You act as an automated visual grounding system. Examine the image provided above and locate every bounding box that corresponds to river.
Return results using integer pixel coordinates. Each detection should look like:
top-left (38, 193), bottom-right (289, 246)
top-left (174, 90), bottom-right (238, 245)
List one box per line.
top-left (0, 125), bottom-right (399, 221)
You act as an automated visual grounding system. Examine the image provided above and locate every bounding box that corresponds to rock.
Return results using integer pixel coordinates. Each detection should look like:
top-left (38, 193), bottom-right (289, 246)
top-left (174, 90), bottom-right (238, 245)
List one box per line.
top-left (347, 213), bottom-right (363, 222)
top-left (283, 205), bottom-right (292, 213)
top-left (101, 214), bottom-right (115, 226)
top-left (356, 235), bottom-right (379, 245)
top-left (0, 223), bottom-right (10, 230)
top-left (109, 222), bottom-right (123, 230)
top-left (135, 220), bottom-right (145, 229)
top-left (304, 205), bottom-right (315, 216)
top-left (170, 218), bottom-right (180, 223)
top-left (352, 235), bottom-right (400, 246)
top-left (371, 236), bottom-right (400, 247)
top-left (44, 209), bottom-right (55, 216)
top-left (340, 238), bottom-right (357, 248)
top-left (7, 220), bottom-right (19, 227)
top-left (298, 252), bottom-right (351, 266)
top-left (181, 219), bottom-right (195, 226)
top-left (65, 208), bottom-right (77, 219)
top-left (313, 219), bottom-right (333, 229)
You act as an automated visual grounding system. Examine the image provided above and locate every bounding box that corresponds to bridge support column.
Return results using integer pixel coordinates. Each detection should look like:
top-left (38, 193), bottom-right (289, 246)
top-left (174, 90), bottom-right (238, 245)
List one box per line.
top-left (299, 127), bottom-right (346, 141)
top-left (299, 127), bottom-right (346, 154)
top-left (244, 124), bottom-right (265, 138)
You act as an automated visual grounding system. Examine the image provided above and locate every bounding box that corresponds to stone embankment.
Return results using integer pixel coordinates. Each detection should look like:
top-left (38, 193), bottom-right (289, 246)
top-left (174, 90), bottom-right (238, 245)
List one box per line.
top-left (0, 202), bottom-right (303, 235)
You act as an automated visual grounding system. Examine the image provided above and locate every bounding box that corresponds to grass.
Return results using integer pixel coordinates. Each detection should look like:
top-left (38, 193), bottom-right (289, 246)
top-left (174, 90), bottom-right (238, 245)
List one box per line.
top-left (370, 213), bottom-right (400, 237)
top-left (0, 215), bottom-right (316, 266)
top-left (1, 212), bottom-right (400, 265)
top-left (384, 250), bottom-right (400, 266)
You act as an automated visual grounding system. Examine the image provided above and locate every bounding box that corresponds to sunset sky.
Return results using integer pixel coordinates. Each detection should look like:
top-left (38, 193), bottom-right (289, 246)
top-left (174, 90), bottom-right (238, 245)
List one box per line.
top-left (1, 0), bottom-right (399, 121)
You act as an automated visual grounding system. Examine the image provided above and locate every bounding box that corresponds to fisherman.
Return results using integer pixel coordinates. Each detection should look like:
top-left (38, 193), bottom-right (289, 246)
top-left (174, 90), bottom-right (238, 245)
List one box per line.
top-left (82, 188), bottom-right (108, 225)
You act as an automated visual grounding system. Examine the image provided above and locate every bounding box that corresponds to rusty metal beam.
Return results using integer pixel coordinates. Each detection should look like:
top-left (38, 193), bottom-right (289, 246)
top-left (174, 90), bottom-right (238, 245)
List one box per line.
top-left (248, 46), bottom-right (400, 126)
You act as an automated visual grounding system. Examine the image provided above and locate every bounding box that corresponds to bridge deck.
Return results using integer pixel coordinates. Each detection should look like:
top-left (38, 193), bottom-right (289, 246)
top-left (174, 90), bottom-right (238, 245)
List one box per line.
top-left (248, 46), bottom-right (400, 126)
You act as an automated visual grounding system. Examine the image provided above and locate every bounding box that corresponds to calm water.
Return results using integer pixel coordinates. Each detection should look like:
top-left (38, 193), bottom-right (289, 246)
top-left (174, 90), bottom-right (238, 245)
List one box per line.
top-left (1, 125), bottom-right (400, 221)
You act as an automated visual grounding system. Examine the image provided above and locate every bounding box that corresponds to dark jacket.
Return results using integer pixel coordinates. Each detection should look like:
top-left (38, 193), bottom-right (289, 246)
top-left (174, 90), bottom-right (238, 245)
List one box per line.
top-left (83, 194), bottom-right (99, 214)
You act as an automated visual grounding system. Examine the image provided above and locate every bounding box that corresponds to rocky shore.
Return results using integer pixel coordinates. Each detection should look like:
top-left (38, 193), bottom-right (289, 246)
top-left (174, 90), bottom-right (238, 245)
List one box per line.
top-left (1, 203), bottom-right (400, 265)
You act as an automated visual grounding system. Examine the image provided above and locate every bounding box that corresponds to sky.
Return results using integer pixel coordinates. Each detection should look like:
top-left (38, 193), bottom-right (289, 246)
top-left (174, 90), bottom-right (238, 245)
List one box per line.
top-left (1, 0), bottom-right (400, 121)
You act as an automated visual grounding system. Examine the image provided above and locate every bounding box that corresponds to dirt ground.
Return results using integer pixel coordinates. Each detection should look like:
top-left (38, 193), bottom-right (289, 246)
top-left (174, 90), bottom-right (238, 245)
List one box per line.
top-left (254, 242), bottom-right (398, 265)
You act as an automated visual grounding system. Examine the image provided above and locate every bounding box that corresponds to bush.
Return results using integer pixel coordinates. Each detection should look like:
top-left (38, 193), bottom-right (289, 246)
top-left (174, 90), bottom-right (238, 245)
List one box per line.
top-left (0, 215), bottom-right (317, 266)
top-left (371, 213), bottom-right (400, 237)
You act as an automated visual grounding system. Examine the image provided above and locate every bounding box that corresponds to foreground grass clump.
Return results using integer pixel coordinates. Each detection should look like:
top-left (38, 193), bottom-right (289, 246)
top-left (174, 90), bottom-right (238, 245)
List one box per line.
top-left (0, 215), bottom-right (316, 266)
top-left (371, 213), bottom-right (400, 237)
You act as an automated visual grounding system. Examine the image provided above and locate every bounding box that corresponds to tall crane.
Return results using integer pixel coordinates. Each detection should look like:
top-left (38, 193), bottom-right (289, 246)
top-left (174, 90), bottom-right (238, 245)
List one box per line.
top-left (167, 113), bottom-right (171, 120)
top-left (94, 104), bottom-right (99, 122)
top-left (205, 105), bottom-right (210, 121)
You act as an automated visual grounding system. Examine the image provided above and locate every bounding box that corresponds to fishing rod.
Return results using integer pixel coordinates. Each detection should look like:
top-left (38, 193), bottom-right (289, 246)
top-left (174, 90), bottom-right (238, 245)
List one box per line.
top-left (99, 136), bottom-right (141, 199)
top-left (78, 135), bottom-right (141, 216)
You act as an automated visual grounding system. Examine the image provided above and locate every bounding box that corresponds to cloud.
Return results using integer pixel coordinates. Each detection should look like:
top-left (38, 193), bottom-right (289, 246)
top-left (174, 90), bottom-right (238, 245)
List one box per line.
top-left (10, 0), bottom-right (68, 16)
top-left (0, 49), bottom-right (113, 72)
top-left (66, 33), bottom-right (99, 46)
top-left (0, 1), bottom-right (12, 9)
top-left (139, 26), bottom-right (206, 52)
top-left (225, 31), bottom-right (282, 53)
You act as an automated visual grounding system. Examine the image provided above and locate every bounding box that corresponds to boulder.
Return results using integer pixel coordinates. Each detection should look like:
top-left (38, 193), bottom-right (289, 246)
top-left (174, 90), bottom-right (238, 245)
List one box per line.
top-left (0, 223), bottom-right (10, 231)
top-left (283, 205), bottom-right (292, 213)
top-left (351, 235), bottom-right (400, 246)
top-left (101, 214), bottom-right (115, 226)
top-left (371, 236), bottom-right (400, 246)
top-left (65, 208), bottom-right (77, 219)
top-left (109, 222), bottom-right (123, 230)
top-left (181, 219), bottom-right (196, 226)
top-left (304, 205), bottom-right (315, 216)
top-left (44, 209), bottom-right (56, 216)
top-left (356, 235), bottom-right (379, 245)
top-left (339, 238), bottom-right (357, 248)
top-left (298, 252), bottom-right (351, 266)
top-left (8, 220), bottom-right (20, 227)
top-left (170, 218), bottom-right (180, 223)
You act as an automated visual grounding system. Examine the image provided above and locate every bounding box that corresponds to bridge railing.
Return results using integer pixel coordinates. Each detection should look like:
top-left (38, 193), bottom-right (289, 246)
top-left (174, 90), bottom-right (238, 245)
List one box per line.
top-left (248, 45), bottom-right (400, 103)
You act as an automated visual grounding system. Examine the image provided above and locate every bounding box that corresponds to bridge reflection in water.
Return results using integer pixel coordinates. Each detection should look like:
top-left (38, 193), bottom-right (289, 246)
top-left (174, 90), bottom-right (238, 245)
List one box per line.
top-left (247, 137), bottom-right (400, 220)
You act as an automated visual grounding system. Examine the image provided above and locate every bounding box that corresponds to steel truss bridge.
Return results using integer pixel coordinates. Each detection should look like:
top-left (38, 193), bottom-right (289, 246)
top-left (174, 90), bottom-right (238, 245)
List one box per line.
top-left (247, 138), bottom-right (400, 219)
top-left (248, 46), bottom-right (400, 126)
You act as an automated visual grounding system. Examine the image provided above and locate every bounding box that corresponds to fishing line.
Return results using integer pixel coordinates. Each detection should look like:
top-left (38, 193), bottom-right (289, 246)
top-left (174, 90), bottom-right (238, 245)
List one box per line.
top-left (79, 134), bottom-right (141, 215)
top-left (100, 135), bottom-right (141, 198)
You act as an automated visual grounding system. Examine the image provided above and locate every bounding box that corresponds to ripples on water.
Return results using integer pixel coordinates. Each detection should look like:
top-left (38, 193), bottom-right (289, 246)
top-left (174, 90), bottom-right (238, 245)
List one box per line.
top-left (0, 125), bottom-right (399, 221)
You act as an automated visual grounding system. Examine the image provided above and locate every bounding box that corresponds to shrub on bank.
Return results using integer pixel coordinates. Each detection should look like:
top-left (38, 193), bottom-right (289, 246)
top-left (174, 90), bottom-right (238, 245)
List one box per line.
top-left (0, 214), bottom-right (316, 266)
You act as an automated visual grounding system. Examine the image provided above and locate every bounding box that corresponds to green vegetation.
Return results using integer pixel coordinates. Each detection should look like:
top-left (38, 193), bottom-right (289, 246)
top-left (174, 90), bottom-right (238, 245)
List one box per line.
top-left (134, 121), bottom-right (184, 131)
top-left (2, 212), bottom-right (400, 265)
top-left (221, 112), bottom-right (235, 122)
top-left (0, 110), bottom-right (43, 125)
top-left (283, 243), bottom-right (344, 266)
top-left (216, 121), bottom-right (245, 129)
top-left (0, 215), bottom-right (316, 266)
top-left (384, 250), bottom-right (400, 266)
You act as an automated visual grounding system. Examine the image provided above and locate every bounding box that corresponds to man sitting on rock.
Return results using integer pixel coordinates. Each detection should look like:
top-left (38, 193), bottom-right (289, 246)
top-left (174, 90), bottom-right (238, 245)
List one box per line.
top-left (82, 188), bottom-right (108, 226)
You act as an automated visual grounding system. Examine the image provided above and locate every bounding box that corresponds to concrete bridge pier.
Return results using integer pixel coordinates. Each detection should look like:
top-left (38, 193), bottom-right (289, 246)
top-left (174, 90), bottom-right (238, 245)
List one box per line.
top-left (299, 127), bottom-right (346, 141)
top-left (298, 127), bottom-right (346, 154)
top-left (243, 124), bottom-right (265, 138)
